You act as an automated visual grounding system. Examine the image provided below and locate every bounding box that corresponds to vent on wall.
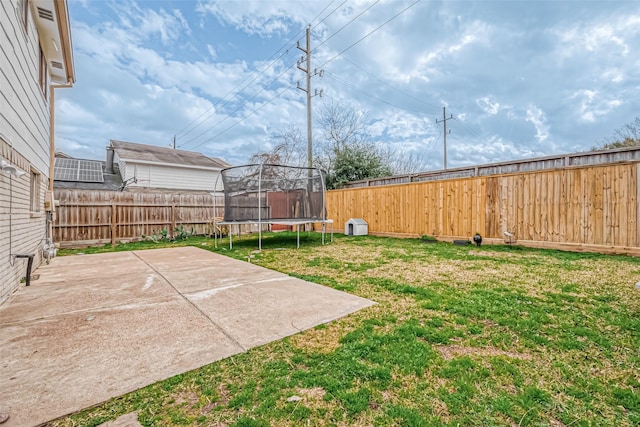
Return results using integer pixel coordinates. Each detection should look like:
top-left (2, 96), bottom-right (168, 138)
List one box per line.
top-left (37, 7), bottom-right (54, 21)
top-left (51, 61), bottom-right (63, 69)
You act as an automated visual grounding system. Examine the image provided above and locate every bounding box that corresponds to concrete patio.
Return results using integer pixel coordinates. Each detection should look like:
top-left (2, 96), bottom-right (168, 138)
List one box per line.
top-left (0, 246), bottom-right (374, 426)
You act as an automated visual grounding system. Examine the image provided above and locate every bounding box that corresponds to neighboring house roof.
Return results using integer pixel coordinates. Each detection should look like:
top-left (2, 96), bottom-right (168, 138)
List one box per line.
top-left (54, 151), bottom-right (72, 159)
top-left (110, 140), bottom-right (230, 169)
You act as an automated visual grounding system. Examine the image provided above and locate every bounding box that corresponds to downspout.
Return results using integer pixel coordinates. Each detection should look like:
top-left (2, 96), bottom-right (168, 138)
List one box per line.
top-left (46, 80), bottom-right (73, 255)
top-left (49, 85), bottom-right (55, 191)
top-left (49, 80), bottom-right (73, 192)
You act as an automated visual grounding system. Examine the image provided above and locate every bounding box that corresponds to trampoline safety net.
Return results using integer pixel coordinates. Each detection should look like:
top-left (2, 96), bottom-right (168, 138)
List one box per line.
top-left (217, 164), bottom-right (326, 222)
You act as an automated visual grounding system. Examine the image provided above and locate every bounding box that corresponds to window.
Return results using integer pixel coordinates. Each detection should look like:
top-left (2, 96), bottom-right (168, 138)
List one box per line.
top-left (39, 46), bottom-right (48, 99)
top-left (30, 170), bottom-right (41, 213)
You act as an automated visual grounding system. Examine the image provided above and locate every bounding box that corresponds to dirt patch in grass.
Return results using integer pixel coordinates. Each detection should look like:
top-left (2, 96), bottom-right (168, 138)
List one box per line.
top-left (297, 387), bottom-right (326, 401)
top-left (366, 258), bottom-right (527, 288)
top-left (290, 323), bottom-right (345, 354)
top-left (315, 244), bottom-right (386, 263)
top-left (467, 249), bottom-right (525, 259)
top-left (436, 344), bottom-right (532, 361)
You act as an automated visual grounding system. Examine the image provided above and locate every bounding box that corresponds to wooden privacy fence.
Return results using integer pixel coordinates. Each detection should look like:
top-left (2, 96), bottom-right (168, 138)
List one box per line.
top-left (53, 190), bottom-right (225, 247)
top-left (327, 163), bottom-right (640, 252)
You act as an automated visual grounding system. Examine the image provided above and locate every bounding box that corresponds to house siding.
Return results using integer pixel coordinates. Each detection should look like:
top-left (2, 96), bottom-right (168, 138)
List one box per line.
top-left (1, 0), bottom-right (50, 173)
top-left (1, 0), bottom-right (53, 304)
top-left (124, 162), bottom-right (224, 192)
top-left (114, 152), bottom-right (127, 181)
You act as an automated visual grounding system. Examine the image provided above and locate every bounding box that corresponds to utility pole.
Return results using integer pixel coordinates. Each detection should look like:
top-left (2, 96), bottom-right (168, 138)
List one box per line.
top-left (436, 106), bottom-right (453, 169)
top-left (297, 26), bottom-right (323, 172)
top-left (173, 135), bottom-right (176, 150)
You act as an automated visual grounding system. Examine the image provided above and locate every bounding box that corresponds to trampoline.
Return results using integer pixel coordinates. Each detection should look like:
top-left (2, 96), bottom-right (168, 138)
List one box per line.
top-left (213, 164), bottom-right (334, 249)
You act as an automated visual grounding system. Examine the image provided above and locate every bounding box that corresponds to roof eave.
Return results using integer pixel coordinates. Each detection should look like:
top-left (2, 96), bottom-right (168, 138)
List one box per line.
top-left (54, 0), bottom-right (75, 84)
top-left (32, 0), bottom-right (75, 85)
top-left (117, 157), bottom-right (224, 171)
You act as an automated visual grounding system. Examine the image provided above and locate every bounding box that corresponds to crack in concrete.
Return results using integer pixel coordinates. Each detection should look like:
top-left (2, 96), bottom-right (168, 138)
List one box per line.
top-left (131, 251), bottom-right (246, 352)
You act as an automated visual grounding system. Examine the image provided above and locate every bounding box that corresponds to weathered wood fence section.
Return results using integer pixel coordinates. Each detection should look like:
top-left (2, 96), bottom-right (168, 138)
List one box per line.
top-left (53, 190), bottom-right (224, 247)
top-left (327, 163), bottom-right (640, 252)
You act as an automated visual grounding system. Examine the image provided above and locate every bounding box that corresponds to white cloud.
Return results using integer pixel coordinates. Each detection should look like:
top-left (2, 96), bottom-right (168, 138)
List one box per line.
top-left (207, 44), bottom-right (217, 60)
top-left (602, 68), bottom-right (624, 84)
top-left (554, 13), bottom-right (640, 58)
top-left (57, 1), bottom-right (640, 170)
top-left (111, 2), bottom-right (191, 45)
top-left (196, 0), bottom-right (310, 37)
top-left (571, 89), bottom-right (623, 122)
top-left (476, 97), bottom-right (500, 115)
top-left (386, 20), bottom-right (493, 84)
top-left (525, 106), bottom-right (549, 143)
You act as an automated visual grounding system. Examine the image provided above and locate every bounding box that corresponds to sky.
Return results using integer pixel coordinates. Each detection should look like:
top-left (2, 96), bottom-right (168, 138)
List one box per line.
top-left (55, 0), bottom-right (640, 172)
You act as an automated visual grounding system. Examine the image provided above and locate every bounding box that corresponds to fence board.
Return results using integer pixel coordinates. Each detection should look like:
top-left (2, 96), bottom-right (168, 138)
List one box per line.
top-left (53, 190), bottom-right (225, 246)
top-left (327, 163), bottom-right (639, 250)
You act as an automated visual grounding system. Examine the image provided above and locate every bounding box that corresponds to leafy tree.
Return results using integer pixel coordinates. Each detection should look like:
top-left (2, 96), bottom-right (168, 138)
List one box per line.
top-left (594, 116), bottom-right (640, 150)
top-left (326, 141), bottom-right (392, 189)
top-left (315, 101), bottom-right (397, 188)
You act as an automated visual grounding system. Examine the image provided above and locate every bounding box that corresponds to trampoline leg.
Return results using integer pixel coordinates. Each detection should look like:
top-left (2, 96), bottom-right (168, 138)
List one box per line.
top-left (297, 228), bottom-right (300, 249)
top-left (229, 228), bottom-right (233, 250)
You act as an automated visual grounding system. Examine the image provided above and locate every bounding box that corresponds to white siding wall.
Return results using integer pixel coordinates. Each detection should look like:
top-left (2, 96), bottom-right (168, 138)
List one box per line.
top-left (1, 0), bottom-right (52, 304)
top-left (127, 163), bottom-right (224, 192)
top-left (1, 0), bottom-right (50, 173)
top-left (114, 152), bottom-right (128, 181)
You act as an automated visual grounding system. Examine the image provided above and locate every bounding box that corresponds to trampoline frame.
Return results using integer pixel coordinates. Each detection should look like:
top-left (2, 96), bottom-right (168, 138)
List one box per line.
top-left (213, 164), bottom-right (333, 249)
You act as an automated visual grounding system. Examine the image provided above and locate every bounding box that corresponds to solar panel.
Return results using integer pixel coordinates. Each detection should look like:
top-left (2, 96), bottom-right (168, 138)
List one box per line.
top-left (54, 158), bottom-right (104, 183)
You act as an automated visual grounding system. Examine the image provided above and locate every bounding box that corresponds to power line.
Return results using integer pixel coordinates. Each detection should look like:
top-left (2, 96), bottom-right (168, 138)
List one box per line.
top-left (457, 117), bottom-right (488, 141)
top-left (173, 0), bottom-right (341, 145)
top-left (426, 129), bottom-right (442, 162)
top-left (341, 56), bottom-right (441, 111)
top-left (324, 72), bottom-right (439, 120)
top-left (324, 71), bottom-right (441, 118)
top-left (174, 0), bottom-right (420, 156)
top-left (449, 133), bottom-right (474, 148)
top-left (318, 0), bottom-right (420, 69)
top-left (173, 1), bottom-right (352, 149)
top-left (315, 0), bottom-right (380, 50)
top-left (311, 0), bottom-right (346, 31)
top-left (453, 116), bottom-right (484, 140)
top-left (189, 85), bottom-right (294, 150)
top-left (175, 48), bottom-right (297, 146)
top-left (179, 61), bottom-right (297, 148)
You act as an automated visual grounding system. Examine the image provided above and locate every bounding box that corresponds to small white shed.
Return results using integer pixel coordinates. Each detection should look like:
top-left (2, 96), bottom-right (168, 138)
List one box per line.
top-left (345, 218), bottom-right (368, 236)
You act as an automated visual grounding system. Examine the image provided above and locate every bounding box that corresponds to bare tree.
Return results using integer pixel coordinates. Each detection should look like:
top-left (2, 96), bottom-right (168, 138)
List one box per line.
top-left (248, 101), bottom-right (430, 187)
top-left (249, 126), bottom-right (306, 166)
top-left (316, 101), bottom-right (368, 150)
top-left (383, 146), bottom-right (430, 175)
top-left (594, 116), bottom-right (640, 150)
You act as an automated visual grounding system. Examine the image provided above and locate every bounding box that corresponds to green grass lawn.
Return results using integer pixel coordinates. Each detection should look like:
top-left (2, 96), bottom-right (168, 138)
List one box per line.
top-left (50, 233), bottom-right (640, 426)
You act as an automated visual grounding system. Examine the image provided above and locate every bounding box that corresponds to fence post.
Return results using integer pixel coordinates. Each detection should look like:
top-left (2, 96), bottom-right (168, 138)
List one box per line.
top-left (637, 164), bottom-right (640, 247)
top-left (111, 201), bottom-right (117, 247)
top-left (170, 204), bottom-right (176, 239)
